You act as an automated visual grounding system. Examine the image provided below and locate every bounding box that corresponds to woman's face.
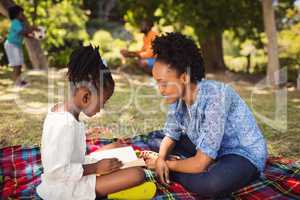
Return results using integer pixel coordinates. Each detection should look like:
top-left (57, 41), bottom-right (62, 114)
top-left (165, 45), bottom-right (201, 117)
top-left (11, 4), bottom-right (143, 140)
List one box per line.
top-left (152, 61), bottom-right (185, 104)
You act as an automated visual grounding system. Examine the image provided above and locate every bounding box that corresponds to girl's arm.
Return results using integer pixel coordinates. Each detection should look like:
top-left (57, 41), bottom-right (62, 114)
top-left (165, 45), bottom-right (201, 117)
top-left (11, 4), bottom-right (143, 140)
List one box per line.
top-left (19, 15), bottom-right (38, 36)
top-left (21, 26), bottom-right (36, 35)
top-left (83, 158), bottom-right (123, 176)
top-left (82, 163), bottom-right (97, 176)
top-left (166, 150), bottom-right (214, 173)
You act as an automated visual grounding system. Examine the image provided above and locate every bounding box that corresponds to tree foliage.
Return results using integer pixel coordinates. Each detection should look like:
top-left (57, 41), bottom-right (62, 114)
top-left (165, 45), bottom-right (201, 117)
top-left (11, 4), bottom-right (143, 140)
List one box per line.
top-left (14, 0), bottom-right (89, 66)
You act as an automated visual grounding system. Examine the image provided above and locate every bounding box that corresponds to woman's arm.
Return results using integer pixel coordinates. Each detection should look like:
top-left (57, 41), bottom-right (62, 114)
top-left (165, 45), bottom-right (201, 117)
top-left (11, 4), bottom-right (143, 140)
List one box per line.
top-left (166, 149), bottom-right (214, 173)
top-left (158, 136), bottom-right (176, 159)
top-left (155, 136), bottom-right (176, 185)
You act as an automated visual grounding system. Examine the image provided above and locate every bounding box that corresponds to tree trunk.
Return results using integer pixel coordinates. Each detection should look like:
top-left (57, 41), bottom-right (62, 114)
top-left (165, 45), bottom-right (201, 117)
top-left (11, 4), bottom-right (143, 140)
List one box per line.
top-left (297, 67), bottom-right (300, 90)
top-left (262, 0), bottom-right (280, 86)
top-left (246, 54), bottom-right (251, 74)
top-left (200, 33), bottom-right (226, 73)
top-left (0, 0), bottom-right (48, 69)
top-left (103, 0), bottom-right (117, 20)
top-left (0, 0), bottom-right (10, 16)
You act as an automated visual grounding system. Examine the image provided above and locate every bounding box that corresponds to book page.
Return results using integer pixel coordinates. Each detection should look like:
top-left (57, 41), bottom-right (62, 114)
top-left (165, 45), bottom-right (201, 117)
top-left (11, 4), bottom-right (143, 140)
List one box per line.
top-left (87, 146), bottom-right (139, 163)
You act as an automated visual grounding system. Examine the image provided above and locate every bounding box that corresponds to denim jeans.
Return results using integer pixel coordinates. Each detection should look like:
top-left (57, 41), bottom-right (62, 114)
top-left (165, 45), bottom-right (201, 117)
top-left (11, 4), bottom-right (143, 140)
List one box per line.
top-left (170, 134), bottom-right (259, 198)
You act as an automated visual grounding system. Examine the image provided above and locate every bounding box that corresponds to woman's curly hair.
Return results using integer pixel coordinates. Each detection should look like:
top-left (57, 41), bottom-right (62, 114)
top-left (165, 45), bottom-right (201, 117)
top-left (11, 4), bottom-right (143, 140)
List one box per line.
top-left (152, 32), bottom-right (205, 82)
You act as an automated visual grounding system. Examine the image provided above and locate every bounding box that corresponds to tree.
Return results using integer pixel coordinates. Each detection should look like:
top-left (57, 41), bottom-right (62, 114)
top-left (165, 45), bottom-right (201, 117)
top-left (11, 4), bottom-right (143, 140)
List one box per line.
top-left (119, 0), bottom-right (295, 74)
top-left (158, 0), bottom-right (265, 72)
top-left (119, 0), bottom-right (264, 72)
top-left (262, 0), bottom-right (280, 86)
top-left (119, 0), bottom-right (160, 28)
top-left (13, 0), bottom-right (89, 67)
top-left (0, 0), bottom-right (48, 69)
top-left (277, 7), bottom-right (300, 86)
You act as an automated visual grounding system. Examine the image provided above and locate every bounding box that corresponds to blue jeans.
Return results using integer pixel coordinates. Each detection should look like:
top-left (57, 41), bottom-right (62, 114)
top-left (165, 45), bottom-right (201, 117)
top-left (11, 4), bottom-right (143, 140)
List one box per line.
top-left (170, 134), bottom-right (259, 198)
top-left (144, 58), bottom-right (156, 70)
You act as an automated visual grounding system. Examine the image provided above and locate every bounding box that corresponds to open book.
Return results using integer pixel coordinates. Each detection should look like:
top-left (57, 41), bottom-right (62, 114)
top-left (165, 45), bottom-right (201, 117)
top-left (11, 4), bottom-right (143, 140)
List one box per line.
top-left (86, 146), bottom-right (146, 169)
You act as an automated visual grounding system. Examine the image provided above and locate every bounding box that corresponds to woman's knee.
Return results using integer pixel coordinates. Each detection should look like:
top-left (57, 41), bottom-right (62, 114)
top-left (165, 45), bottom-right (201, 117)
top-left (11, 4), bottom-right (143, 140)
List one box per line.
top-left (198, 177), bottom-right (229, 198)
top-left (173, 173), bottom-right (227, 198)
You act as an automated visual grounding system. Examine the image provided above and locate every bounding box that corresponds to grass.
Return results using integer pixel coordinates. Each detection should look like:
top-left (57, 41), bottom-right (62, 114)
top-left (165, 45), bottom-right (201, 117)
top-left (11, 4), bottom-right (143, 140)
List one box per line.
top-left (0, 66), bottom-right (299, 160)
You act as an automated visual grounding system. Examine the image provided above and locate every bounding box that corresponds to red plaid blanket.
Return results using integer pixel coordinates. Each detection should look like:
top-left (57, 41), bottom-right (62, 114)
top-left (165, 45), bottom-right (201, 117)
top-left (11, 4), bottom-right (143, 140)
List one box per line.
top-left (1, 132), bottom-right (299, 200)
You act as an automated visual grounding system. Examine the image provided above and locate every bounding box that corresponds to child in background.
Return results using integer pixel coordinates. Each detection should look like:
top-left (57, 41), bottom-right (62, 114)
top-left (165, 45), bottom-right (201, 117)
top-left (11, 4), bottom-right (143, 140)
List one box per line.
top-left (4, 5), bottom-right (36, 87)
top-left (120, 20), bottom-right (158, 75)
top-left (37, 45), bottom-right (156, 200)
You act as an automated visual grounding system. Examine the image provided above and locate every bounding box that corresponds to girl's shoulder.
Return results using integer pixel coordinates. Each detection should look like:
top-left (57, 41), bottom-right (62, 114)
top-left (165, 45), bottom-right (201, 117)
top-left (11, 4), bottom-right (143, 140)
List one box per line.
top-left (43, 111), bottom-right (85, 139)
top-left (11, 19), bottom-right (22, 25)
top-left (44, 108), bottom-right (82, 129)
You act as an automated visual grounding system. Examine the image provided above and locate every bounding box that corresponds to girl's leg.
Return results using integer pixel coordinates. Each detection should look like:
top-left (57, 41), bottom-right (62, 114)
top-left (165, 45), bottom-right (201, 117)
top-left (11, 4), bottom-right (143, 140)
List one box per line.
top-left (13, 65), bottom-right (22, 84)
top-left (170, 154), bottom-right (259, 198)
top-left (95, 167), bottom-right (145, 197)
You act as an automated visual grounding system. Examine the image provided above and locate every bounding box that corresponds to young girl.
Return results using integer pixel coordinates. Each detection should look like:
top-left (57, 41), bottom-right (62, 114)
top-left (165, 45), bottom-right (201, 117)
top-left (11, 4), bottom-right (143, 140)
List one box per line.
top-left (4, 5), bottom-right (36, 87)
top-left (37, 45), bottom-right (155, 200)
top-left (150, 33), bottom-right (268, 198)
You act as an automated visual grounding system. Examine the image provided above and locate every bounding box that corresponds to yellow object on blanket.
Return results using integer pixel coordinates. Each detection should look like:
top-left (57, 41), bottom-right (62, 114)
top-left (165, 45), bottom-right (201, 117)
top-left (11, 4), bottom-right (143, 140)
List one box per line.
top-left (107, 181), bottom-right (157, 200)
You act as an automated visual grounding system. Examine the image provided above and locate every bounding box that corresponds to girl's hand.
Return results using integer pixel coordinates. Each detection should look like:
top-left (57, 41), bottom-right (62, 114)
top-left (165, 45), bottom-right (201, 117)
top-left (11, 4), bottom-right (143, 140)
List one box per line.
top-left (95, 158), bottom-right (123, 176)
top-left (155, 157), bottom-right (170, 185)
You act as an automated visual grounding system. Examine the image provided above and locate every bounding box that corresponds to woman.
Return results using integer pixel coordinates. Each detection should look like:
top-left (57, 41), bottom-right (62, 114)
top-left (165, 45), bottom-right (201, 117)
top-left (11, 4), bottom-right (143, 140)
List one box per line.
top-left (151, 32), bottom-right (267, 198)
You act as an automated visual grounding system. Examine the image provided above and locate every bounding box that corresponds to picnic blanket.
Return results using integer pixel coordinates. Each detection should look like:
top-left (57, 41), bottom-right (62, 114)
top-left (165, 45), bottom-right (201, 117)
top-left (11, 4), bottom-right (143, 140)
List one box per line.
top-left (0, 130), bottom-right (299, 200)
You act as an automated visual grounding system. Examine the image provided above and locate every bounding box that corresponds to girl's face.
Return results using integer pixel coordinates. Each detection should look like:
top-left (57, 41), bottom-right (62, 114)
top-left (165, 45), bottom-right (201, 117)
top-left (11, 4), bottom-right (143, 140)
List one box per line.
top-left (76, 86), bottom-right (113, 117)
top-left (152, 61), bottom-right (186, 104)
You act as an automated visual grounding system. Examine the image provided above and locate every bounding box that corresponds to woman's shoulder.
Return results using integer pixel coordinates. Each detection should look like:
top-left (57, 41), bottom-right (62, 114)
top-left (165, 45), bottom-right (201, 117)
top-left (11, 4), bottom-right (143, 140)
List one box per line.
top-left (199, 79), bottom-right (226, 91)
top-left (199, 80), bottom-right (238, 97)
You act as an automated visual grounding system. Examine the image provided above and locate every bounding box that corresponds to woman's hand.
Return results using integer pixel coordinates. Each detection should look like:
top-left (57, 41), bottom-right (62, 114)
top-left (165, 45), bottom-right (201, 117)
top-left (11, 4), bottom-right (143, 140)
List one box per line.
top-left (145, 158), bottom-right (156, 170)
top-left (144, 153), bottom-right (180, 170)
top-left (155, 157), bottom-right (170, 185)
top-left (95, 158), bottom-right (123, 176)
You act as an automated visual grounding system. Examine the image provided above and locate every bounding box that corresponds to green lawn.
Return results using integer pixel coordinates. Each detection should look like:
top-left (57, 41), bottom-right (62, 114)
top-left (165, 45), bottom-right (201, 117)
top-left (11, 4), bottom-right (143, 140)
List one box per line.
top-left (0, 66), bottom-right (299, 160)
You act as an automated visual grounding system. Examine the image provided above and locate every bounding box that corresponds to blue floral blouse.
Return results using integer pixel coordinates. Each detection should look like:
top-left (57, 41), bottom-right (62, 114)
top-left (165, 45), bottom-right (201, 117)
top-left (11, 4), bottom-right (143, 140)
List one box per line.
top-left (163, 80), bottom-right (268, 172)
